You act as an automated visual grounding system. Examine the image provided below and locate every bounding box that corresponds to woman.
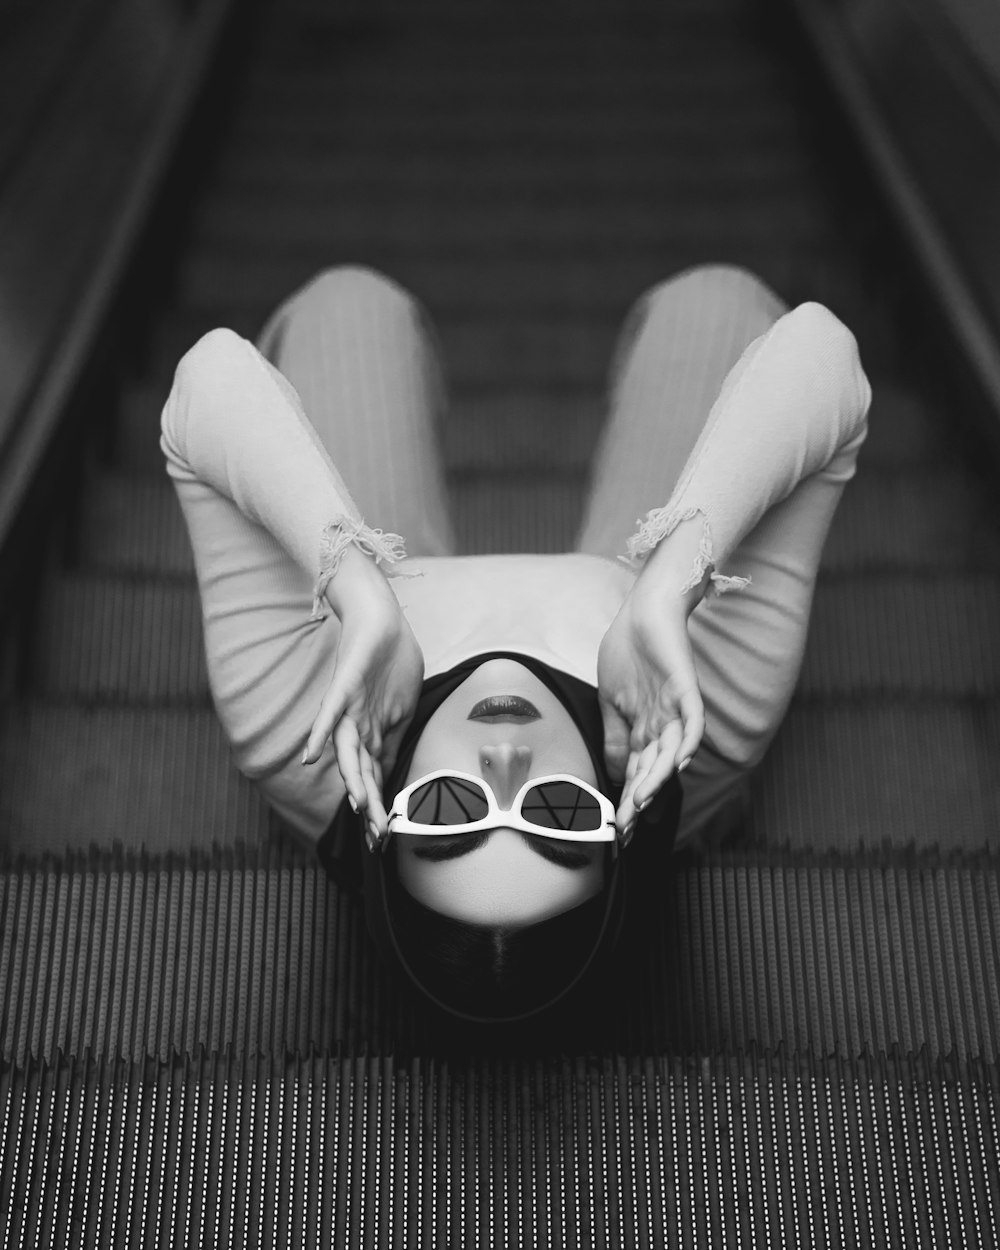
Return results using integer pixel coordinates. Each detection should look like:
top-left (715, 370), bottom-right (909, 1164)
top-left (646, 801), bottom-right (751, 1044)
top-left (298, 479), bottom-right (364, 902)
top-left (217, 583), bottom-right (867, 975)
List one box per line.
top-left (160, 263), bottom-right (870, 1023)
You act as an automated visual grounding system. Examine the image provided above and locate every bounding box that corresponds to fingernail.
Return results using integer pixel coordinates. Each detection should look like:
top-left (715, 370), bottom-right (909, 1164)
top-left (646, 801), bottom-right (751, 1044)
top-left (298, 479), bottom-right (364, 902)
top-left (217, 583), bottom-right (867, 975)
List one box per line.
top-left (348, 796), bottom-right (358, 815)
top-left (301, 749), bottom-right (310, 766)
top-left (677, 758), bottom-right (690, 773)
top-left (636, 795), bottom-right (648, 812)
top-left (368, 820), bottom-right (380, 845)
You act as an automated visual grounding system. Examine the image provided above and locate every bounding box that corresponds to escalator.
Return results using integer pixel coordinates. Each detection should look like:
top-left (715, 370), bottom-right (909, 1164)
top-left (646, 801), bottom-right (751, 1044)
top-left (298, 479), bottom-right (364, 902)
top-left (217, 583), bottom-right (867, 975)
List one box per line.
top-left (2, 0), bottom-right (999, 1242)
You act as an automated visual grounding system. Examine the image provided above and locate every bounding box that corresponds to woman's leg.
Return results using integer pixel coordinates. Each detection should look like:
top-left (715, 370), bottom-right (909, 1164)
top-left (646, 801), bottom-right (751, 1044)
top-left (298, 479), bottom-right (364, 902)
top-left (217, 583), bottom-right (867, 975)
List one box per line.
top-left (576, 264), bottom-right (786, 558)
top-left (256, 265), bottom-right (456, 558)
top-left (578, 265), bottom-right (864, 843)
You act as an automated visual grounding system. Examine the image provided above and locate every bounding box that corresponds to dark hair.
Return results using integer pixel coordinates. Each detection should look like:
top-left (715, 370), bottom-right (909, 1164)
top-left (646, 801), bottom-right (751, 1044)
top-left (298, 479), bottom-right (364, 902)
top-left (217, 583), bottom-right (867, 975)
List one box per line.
top-left (379, 844), bottom-right (620, 1021)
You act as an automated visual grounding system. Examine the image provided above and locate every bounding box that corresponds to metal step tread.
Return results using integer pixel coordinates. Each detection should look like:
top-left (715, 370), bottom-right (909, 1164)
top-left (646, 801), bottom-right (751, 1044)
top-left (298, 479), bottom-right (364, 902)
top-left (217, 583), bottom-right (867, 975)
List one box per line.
top-left (752, 700), bottom-right (1000, 852)
top-left (78, 463), bottom-right (1000, 574)
top-left (2, 698), bottom-right (997, 857)
top-left (30, 568), bottom-right (1000, 702)
top-left (117, 373), bottom-right (956, 477)
top-left (186, 192), bottom-right (830, 266)
top-left (0, 703), bottom-right (273, 853)
top-left (2, 843), bottom-right (999, 1064)
top-left (3, 1048), bottom-right (994, 1248)
top-left (174, 250), bottom-right (874, 324)
top-left (208, 145), bottom-right (821, 194)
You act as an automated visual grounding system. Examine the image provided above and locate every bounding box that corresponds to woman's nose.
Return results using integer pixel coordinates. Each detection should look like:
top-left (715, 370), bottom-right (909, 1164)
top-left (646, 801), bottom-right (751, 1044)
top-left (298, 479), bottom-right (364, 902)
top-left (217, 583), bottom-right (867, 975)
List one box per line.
top-left (479, 743), bottom-right (532, 809)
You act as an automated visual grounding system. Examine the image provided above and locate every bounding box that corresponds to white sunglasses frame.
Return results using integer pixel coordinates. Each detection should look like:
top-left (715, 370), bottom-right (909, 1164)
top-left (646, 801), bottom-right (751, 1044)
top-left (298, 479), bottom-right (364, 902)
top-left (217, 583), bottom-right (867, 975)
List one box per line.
top-left (386, 769), bottom-right (618, 845)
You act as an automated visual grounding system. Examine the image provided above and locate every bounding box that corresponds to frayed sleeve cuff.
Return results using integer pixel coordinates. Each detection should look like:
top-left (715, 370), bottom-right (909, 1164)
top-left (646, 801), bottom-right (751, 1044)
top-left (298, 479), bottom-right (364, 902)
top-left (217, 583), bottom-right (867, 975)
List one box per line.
top-left (310, 515), bottom-right (419, 619)
top-left (619, 505), bottom-right (751, 597)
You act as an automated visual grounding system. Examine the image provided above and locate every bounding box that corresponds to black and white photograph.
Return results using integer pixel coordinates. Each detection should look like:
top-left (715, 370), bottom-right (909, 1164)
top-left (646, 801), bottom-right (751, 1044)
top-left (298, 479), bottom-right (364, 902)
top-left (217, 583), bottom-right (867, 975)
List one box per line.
top-left (1, 0), bottom-right (999, 1243)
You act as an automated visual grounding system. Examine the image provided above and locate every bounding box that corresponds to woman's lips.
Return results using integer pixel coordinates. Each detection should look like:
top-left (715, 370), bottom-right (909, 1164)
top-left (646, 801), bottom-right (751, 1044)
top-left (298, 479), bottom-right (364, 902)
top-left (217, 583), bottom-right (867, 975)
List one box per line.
top-left (467, 695), bottom-right (541, 720)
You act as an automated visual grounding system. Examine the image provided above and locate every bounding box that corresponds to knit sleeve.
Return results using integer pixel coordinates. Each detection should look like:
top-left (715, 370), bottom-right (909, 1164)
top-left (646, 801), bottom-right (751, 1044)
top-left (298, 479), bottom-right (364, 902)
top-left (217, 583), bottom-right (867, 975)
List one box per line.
top-left (621, 302), bottom-right (871, 594)
top-left (160, 328), bottom-right (414, 618)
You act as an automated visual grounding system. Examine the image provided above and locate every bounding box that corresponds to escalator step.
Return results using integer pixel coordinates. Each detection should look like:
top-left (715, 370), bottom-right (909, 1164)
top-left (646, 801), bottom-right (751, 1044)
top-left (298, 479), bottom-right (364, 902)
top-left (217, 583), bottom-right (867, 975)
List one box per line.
top-left (189, 187), bottom-right (828, 256)
top-left (79, 471), bottom-right (589, 568)
top-left (823, 468), bottom-right (1000, 568)
top-left (211, 144), bottom-right (820, 198)
top-left (116, 375), bottom-right (950, 479)
top-left (246, 56), bottom-right (787, 101)
top-left (33, 576), bottom-right (208, 703)
top-left (802, 574), bottom-right (1000, 695)
top-left (30, 570), bottom-right (1000, 703)
top-left (148, 310), bottom-right (626, 394)
top-left (0, 705), bottom-right (271, 853)
top-left (175, 249), bottom-right (852, 324)
top-left (78, 465), bottom-right (1000, 576)
top-left (753, 702), bottom-right (1000, 851)
top-left (3, 1051), bottom-right (995, 1250)
top-left (119, 384), bottom-right (610, 477)
top-left (205, 145), bottom-right (818, 206)
top-left (2, 848), bottom-right (998, 1065)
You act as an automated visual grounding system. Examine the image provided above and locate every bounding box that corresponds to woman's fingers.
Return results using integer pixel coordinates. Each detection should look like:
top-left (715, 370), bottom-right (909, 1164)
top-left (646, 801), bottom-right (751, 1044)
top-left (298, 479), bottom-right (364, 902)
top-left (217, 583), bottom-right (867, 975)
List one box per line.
top-left (616, 741), bottom-right (657, 831)
top-left (633, 722), bottom-right (684, 811)
top-left (331, 717), bottom-right (367, 811)
top-left (627, 739), bottom-right (661, 809)
top-left (303, 679), bottom-right (351, 764)
top-left (359, 744), bottom-right (388, 833)
top-left (675, 688), bottom-right (705, 770)
top-left (599, 697), bottom-right (631, 783)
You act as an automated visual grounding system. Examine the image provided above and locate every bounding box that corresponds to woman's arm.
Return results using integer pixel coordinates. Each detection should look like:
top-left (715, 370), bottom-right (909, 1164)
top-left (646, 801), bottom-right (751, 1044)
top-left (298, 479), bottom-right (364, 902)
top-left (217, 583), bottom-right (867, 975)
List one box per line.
top-left (161, 327), bottom-right (411, 619)
top-left (599, 301), bottom-right (872, 833)
top-left (623, 301), bottom-right (871, 603)
top-left (160, 328), bottom-right (423, 824)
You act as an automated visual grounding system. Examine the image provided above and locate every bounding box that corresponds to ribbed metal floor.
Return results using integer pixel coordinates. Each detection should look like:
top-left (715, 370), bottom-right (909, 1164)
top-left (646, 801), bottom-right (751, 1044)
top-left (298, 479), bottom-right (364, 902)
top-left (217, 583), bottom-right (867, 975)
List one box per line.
top-left (4, 1051), bottom-right (998, 1248)
top-left (3, 0), bottom-right (1000, 1244)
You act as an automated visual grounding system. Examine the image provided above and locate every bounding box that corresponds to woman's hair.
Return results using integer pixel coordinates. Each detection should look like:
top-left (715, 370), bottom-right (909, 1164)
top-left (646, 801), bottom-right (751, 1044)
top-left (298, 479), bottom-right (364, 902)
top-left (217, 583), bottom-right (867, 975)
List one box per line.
top-left (352, 652), bottom-right (666, 1023)
top-left (380, 846), bottom-right (619, 1021)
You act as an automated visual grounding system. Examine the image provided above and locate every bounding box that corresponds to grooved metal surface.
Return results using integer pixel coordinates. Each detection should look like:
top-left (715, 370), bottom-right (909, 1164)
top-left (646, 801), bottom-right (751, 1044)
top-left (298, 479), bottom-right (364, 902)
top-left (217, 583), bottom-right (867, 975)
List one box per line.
top-left (121, 378), bottom-right (954, 475)
top-left (29, 571), bottom-right (1000, 703)
top-left (0, 706), bottom-right (273, 850)
top-left (751, 702), bottom-right (1000, 850)
top-left (1, 1051), bottom-right (998, 1249)
top-left (79, 460), bottom-right (1000, 575)
top-left (2, 847), bottom-right (998, 1066)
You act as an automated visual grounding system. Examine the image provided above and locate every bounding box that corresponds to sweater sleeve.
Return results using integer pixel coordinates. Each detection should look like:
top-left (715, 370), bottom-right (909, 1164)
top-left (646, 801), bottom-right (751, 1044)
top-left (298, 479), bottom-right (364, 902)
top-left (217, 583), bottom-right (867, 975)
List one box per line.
top-left (622, 301), bottom-right (872, 593)
top-left (159, 327), bottom-right (411, 617)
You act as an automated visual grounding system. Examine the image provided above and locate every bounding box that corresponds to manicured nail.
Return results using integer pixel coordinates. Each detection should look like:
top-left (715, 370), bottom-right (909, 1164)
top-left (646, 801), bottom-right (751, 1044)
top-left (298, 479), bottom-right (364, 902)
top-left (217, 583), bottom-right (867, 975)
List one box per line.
top-left (301, 749), bottom-right (310, 765)
top-left (635, 795), bottom-right (649, 812)
top-left (348, 795), bottom-right (358, 815)
top-left (368, 820), bottom-right (380, 845)
top-left (677, 758), bottom-right (690, 773)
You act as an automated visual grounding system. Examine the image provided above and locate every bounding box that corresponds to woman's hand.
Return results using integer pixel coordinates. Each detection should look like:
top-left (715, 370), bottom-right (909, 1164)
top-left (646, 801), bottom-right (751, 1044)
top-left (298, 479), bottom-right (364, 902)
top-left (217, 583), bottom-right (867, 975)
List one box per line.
top-left (302, 569), bottom-right (424, 838)
top-left (597, 584), bottom-right (704, 838)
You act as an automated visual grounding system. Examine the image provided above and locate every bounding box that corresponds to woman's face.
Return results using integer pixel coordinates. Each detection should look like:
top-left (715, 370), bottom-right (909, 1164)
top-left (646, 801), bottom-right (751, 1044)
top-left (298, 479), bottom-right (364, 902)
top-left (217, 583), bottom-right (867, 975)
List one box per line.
top-left (393, 659), bottom-right (608, 926)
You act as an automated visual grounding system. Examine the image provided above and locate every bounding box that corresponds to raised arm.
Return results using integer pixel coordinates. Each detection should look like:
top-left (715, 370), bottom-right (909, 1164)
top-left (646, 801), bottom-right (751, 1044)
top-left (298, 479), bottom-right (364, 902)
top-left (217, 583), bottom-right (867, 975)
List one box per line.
top-left (161, 327), bottom-right (414, 618)
top-left (161, 328), bottom-right (424, 830)
top-left (624, 301), bottom-right (870, 598)
top-left (598, 301), bottom-right (871, 835)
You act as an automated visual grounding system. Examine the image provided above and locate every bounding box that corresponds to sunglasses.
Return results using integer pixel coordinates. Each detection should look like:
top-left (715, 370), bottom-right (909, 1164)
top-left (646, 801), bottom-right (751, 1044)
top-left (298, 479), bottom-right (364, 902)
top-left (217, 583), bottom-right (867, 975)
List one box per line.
top-left (385, 770), bottom-right (619, 848)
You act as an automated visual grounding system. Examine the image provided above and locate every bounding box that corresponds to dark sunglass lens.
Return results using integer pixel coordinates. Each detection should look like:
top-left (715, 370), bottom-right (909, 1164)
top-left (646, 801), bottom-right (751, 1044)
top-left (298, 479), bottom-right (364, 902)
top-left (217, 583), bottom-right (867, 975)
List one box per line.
top-left (522, 781), bottom-right (603, 831)
top-left (408, 776), bottom-right (490, 826)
